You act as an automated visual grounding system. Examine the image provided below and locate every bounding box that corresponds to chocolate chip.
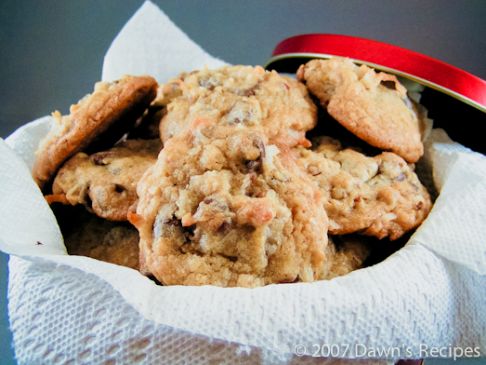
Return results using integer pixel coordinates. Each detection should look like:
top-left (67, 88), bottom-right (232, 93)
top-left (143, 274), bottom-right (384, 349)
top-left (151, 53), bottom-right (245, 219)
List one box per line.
top-left (160, 216), bottom-right (194, 243)
top-left (415, 201), bottom-right (424, 210)
top-left (221, 254), bottom-right (238, 262)
top-left (217, 221), bottom-right (231, 234)
top-left (154, 215), bottom-right (180, 239)
top-left (203, 198), bottom-right (214, 204)
top-left (114, 184), bottom-right (126, 193)
top-left (243, 138), bottom-right (266, 173)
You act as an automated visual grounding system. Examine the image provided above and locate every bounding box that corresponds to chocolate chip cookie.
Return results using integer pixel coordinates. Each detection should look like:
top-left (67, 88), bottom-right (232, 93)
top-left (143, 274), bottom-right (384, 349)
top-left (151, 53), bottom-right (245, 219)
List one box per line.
top-left (296, 137), bottom-right (432, 240)
top-left (33, 75), bottom-right (158, 188)
top-left (134, 128), bottom-right (329, 287)
top-left (297, 58), bottom-right (424, 162)
top-left (50, 139), bottom-right (161, 221)
top-left (61, 208), bottom-right (140, 270)
top-left (160, 65), bottom-right (317, 147)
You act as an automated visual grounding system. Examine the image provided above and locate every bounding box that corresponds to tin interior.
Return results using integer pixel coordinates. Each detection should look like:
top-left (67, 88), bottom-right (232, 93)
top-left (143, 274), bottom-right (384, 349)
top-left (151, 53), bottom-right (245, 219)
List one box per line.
top-left (265, 56), bottom-right (485, 154)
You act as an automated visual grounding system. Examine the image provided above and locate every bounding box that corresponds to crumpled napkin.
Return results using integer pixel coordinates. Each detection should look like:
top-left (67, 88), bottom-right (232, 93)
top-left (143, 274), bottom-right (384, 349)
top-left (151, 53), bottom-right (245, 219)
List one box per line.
top-left (1, 1), bottom-right (485, 364)
top-left (412, 129), bottom-right (486, 274)
top-left (102, 1), bottom-right (227, 82)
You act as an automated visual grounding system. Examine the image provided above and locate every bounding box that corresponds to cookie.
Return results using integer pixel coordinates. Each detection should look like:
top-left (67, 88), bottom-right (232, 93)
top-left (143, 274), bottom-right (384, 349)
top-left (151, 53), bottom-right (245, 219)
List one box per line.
top-left (49, 139), bottom-right (161, 221)
top-left (297, 58), bottom-right (424, 162)
top-left (321, 236), bottom-right (370, 279)
top-left (296, 137), bottom-right (432, 240)
top-left (32, 75), bottom-right (158, 188)
top-left (61, 208), bottom-right (140, 270)
top-left (159, 65), bottom-right (317, 147)
top-left (133, 128), bottom-right (328, 287)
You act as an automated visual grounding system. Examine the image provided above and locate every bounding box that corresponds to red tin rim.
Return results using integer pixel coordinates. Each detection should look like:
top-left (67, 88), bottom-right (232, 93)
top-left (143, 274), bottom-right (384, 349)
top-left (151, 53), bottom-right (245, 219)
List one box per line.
top-left (270, 34), bottom-right (486, 113)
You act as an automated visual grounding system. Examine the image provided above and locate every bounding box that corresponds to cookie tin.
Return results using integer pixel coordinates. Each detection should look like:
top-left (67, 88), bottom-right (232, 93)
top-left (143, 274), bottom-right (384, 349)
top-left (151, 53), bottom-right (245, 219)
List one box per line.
top-left (265, 34), bottom-right (486, 153)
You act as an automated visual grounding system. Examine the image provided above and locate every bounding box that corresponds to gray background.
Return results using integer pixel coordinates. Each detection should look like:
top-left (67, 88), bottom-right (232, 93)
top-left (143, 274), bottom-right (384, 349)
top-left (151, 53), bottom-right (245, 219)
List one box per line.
top-left (1, 0), bottom-right (485, 363)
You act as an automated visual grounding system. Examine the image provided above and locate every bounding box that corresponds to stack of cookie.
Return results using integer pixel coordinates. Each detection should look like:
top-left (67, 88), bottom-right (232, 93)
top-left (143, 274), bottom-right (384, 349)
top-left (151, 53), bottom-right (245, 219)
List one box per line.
top-left (33, 58), bottom-right (432, 287)
top-left (34, 75), bottom-right (161, 270)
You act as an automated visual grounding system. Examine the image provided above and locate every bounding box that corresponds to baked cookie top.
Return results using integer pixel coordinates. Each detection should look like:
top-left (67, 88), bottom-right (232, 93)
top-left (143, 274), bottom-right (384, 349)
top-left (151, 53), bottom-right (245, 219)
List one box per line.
top-left (50, 139), bottom-right (161, 221)
top-left (297, 58), bottom-right (424, 163)
top-left (62, 209), bottom-right (140, 270)
top-left (33, 75), bottom-right (158, 188)
top-left (295, 137), bottom-right (432, 240)
top-left (159, 65), bottom-right (317, 147)
top-left (133, 128), bottom-right (328, 287)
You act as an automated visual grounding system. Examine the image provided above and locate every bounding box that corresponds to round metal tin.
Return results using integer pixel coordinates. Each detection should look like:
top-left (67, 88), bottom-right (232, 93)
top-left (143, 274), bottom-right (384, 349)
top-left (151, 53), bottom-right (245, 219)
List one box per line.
top-left (267, 34), bottom-right (486, 113)
top-left (265, 34), bottom-right (486, 153)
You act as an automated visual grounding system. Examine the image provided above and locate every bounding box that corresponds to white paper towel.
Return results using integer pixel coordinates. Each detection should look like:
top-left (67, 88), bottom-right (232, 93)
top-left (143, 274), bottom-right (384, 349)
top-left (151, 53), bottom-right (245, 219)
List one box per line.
top-left (102, 1), bottom-right (227, 82)
top-left (2, 1), bottom-right (485, 364)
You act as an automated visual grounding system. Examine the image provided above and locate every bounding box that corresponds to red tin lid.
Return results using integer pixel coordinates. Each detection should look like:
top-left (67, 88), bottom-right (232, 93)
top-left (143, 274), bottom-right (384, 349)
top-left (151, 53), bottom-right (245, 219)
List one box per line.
top-left (267, 34), bottom-right (486, 113)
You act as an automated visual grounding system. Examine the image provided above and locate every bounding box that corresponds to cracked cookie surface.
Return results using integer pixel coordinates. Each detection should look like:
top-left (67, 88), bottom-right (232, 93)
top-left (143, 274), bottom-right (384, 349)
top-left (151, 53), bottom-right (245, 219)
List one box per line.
top-left (159, 65), bottom-right (317, 147)
top-left (296, 137), bottom-right (432, 240)
top-left (50, 139), bottom-right (161, 221)
top-left (134, 127), bottom-right (328, 287)
top-left (297, 58), bottom-right (424, 162)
